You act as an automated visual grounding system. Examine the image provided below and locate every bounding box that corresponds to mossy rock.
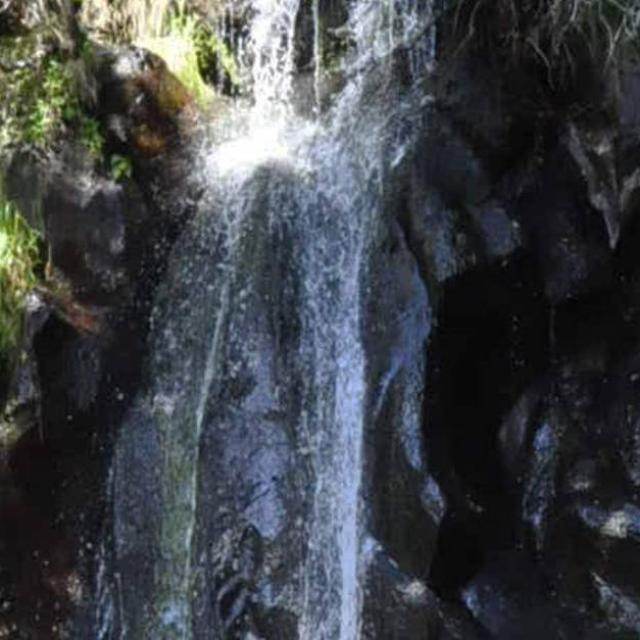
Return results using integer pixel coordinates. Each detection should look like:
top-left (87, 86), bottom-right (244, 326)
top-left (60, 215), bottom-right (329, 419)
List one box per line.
top-left (97, 47), bottom-right (197, 158)
top-left (135, 55), bottom-right (194, 117)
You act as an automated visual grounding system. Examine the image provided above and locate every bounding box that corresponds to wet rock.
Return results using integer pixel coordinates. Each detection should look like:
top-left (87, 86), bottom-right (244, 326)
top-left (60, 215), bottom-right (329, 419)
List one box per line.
top-left (564, 122), bottom-right (620, 249)
top-left (361, 544), bottom-right (439, 640)
top-left (96, 46), bottom-right (198, 158)
top-left (468, 204), bottom-right (521, 261)
top-left (106, 164), bottom-right (308, 637)
top-left (43, 175), bottom-right (129, 303)
top-left (462, 551), bottom-right (582, 639)
top-left (3, 150), bottom-right (47, 232)
top-left (577, 503), bottom-right (640, 542)
top-left (417, 117), bottom-right (491, 210)
top-left (624, 416), bottom-right (640, 489)
top-left (0, 294), bottom-right (49, 470)
top-left (293, 0), bottom-right (350, 113)
top-left (425, 254), bottom-right (549, 600)
top-left (620, 66), bottom-right (640, 133)
top-left (405, 116), bottom-right (522, 289)
top-left (498, 384), bottom-right (543, 483)
top-left (35, 312), bottom-right (104, 427)
top-left (618, 65), bottom-right (640, 244)
top-left (592, 573), bottom-right (640, 634)
top-left (522, 418), bottom-right (560, 552)
top-left (362, 542), bottom-right (481, 640)
top-left (515, 144), bottom-right (612, 303)
top-left (365, 218), bottom-right (442, 577)
top-left (110, 404), bottom-right (164, 639)
top-left (433, 52), bottom-right (509, 159)
top-left (481, 344), bottom-right (640, 635)
top-left (405, 192), bottom-right (522, 287)
top-left (5, 1), bottom-right (640, 637)
top-left (407, 191), bottom-right (478, 285)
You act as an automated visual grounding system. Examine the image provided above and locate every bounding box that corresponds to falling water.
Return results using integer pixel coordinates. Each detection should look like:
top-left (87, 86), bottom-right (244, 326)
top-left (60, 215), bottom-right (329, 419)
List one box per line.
top-left (106, 1), bottom-right (435, 638)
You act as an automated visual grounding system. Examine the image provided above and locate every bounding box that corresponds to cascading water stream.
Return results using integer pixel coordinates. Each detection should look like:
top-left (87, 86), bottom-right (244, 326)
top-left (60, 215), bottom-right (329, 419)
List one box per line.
top-left (105, 1), bottom-right (436, 638)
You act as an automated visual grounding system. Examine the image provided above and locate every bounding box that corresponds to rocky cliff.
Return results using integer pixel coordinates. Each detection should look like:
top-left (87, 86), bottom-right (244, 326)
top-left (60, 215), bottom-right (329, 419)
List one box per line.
top-left (1, 1), bottom-right (639, 638)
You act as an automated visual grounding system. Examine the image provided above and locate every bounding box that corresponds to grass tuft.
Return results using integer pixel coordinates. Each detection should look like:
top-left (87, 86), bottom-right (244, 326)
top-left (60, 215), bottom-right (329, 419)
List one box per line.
top-left (136, 6), bottom-right (240, 107)
top-left (449, 0), bottom-right (640, 86)
top-left (0, 197), bottom-right (41, 372)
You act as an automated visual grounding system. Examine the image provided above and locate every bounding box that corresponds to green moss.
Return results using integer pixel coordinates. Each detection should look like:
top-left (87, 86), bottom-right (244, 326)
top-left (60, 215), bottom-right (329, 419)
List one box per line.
top-left (0, 197), bottom-right (41, 373)
top-left (110, 154), bottom-right (133, 182)
top-left (149, 408), bottom-right (200, 639)
top-left (0, 38), bottom-right (105, 158)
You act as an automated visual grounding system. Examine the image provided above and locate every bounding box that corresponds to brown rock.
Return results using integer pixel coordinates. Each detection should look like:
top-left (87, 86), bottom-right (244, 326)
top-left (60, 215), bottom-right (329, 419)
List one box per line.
top-left (97, 47), bottom-right (198, 158)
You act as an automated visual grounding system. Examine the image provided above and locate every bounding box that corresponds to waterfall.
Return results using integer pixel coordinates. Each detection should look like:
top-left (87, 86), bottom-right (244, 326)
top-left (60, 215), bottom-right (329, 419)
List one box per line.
top-left (106, 1), bottom-right (436, 638)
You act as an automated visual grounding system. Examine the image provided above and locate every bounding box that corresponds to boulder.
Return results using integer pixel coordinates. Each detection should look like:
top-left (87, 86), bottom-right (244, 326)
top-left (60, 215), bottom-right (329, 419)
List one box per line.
top-left (96, 46), bottom-right (198, 158)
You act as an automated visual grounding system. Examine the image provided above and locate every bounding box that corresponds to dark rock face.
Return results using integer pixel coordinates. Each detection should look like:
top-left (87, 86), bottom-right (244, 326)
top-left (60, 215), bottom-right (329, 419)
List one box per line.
top-left (3, 1), bottom-right (640, 638)
top-left (500, 355), bottom-right (640, 635)
top-left (364, 219), bottom-right (440, 580)
top-left (361, 548), bottom-right (481, 640)
top-left (410, 10), bottom-right (640, 633)
top-left (44, 177), bottom-right (130, 302)
top-left (0, 40), bottom-right (200, 637)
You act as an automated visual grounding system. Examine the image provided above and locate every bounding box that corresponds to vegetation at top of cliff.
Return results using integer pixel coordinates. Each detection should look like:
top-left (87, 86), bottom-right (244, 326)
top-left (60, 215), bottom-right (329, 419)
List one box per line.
top-left (79, 0), bottom-right (174, 43)
top-left (78, 0), bottom-right (240, 103)
top-left (136, 6), bottom-right (240, 106)
top-left (137, 9), bottom-right (214, 106)
top-left (448, 0), bottom-right (640, 92)
top-left (0, 196), bottom-right (41, 375)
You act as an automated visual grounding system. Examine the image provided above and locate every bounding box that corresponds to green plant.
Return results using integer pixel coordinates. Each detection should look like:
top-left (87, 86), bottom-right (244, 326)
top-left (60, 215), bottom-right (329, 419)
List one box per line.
top-left (79, 114), bottom-right (105, 158)
top-left (138, 10), bottom-right (213, 106)
top-left (25, 57), bottom-right (79, 146)
top-left (110, 154), bottom-right (133, 182)
top-left (0, 197), bottom-right (41, 367)
top-left (136, 6), bottom-right (240, 106)
top-left (0, 42), bottom-right (105, 157)
top-left (191, 19), bottom-right (240, 89)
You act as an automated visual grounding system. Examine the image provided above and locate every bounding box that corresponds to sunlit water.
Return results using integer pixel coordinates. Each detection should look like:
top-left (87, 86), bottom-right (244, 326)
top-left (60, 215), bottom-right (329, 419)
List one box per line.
top-left (101, 1), bottom-right (435, 638)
